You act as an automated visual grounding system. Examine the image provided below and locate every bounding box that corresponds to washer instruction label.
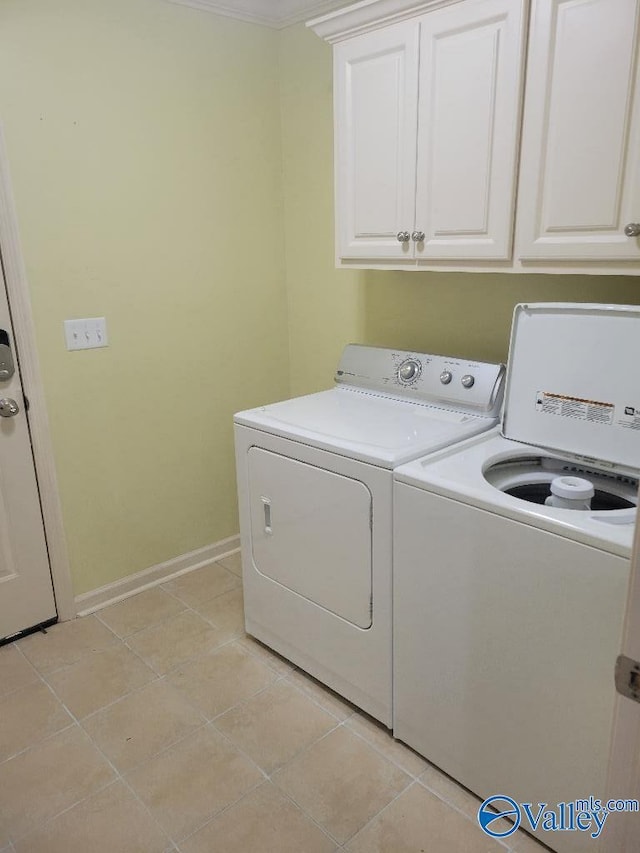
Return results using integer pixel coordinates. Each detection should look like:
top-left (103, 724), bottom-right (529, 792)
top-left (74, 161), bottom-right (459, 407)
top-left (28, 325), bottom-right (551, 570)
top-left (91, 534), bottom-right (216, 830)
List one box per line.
top-left (618, 404), bottom-right (640, 431)
top-left (535, 391), bottom-right (615, 425)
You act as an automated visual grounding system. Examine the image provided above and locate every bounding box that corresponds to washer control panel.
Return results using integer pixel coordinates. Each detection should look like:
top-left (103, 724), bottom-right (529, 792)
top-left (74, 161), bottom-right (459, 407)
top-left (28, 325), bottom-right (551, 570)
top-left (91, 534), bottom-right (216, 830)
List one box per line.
top-left (335, 344), bottom-right (505, 416)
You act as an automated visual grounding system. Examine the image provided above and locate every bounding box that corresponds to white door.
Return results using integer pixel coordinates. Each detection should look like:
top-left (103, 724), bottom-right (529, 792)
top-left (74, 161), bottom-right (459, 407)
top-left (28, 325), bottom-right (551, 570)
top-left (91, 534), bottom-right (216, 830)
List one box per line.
top-left (414, 0), bottom-right (527, 260)
top-left (602, 508), bottom-right (640, 852)
top-left (334, 20), bottom-right (419, 259)
top-left (516, 0), bottom-right (640, 262)
top-left (0, 257), bottom-right (56, 642)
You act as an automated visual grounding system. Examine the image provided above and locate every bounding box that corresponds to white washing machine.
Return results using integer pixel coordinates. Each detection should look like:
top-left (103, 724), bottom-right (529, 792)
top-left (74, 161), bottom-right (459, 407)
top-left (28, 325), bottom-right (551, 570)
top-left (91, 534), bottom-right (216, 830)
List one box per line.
top-left (235, 344), bottom-right (505, 726)
top-left (393, 304), bottom-right (640, 853)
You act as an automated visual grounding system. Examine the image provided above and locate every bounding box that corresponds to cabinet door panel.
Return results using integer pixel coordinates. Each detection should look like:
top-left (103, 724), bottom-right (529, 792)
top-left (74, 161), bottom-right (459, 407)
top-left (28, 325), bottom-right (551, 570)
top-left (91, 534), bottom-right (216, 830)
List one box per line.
top-left (334, 22), bottom-right (419, 259)
top-left (517, 0), bottom-right (640, 261)
top-left (415, 0), bottom-right (526, 260)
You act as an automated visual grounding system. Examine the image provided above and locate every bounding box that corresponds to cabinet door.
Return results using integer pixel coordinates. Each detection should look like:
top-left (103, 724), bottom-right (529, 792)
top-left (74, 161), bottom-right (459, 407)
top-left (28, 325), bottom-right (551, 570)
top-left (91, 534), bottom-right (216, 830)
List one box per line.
top-left (414, 0), bottom-right (527, 260)
top-left (334, 21), bottom-right (419, 259)
top-left (517, 0), bottom-right (640, 261)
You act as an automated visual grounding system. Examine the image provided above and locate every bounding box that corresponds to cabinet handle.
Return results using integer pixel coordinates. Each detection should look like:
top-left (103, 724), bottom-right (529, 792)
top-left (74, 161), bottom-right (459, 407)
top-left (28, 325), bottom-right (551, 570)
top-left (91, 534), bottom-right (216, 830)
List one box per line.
top-left (411, 230), bottom-right (425, 243)
top-left (624, 223), bottom-right (640, 237)
top-left (396, 231), bottom-right (410, 243)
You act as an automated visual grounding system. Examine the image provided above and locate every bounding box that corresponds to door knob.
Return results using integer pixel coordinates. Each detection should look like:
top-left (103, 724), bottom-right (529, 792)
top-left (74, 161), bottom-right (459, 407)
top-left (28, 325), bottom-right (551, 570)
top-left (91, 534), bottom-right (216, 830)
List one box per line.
top-left (624, 223), bottom-right (640, 237)
top-left (0, 398), bottom-right (19, 418)
top-left (396, 231), bottom-right (410, 243)
top-left (412, 230), bottom-right (425, 242)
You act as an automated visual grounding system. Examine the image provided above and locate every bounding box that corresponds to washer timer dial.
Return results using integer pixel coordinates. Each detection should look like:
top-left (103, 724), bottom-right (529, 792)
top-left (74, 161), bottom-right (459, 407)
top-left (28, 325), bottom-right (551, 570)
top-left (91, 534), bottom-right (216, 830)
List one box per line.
top-left (397, 358), bottom-right (421, 384)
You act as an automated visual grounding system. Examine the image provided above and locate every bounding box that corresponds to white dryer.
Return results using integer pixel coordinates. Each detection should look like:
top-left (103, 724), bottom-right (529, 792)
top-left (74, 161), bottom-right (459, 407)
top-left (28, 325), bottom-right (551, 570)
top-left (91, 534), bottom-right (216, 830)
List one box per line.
top-left (393, 304), bottom-right (640, 853)
top-left (235, 345), bottom-right (505, 726)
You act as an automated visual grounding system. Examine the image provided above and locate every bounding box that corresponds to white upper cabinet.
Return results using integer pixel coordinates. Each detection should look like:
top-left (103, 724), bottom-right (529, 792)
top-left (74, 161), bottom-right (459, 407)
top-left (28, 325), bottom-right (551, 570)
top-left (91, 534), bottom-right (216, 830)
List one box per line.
top-left (333, 0), bottom-right (526, 262)
top-left (516, 0), bottom-right (640, 262)
top-left (309, 0), bottom-right (640, 273)
top-left (335, 22), bottom-right (419, 259)
top-left (415, 0), bottom-right (525, 260)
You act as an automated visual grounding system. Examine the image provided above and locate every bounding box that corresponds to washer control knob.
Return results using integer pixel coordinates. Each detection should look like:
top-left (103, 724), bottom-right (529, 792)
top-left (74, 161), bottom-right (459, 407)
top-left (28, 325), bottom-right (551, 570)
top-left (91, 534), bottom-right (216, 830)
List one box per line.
top-left (398, 359), bottom-right (420, 383)
top-left (440, 370), bottom-right (453, 385)
top-left (461, 374), bottom-right (475, 388)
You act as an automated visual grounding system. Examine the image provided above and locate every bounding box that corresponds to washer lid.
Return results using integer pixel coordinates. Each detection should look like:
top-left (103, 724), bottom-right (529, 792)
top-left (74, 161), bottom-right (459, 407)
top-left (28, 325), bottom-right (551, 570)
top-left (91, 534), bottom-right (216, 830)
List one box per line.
top-left (503, 303), bottom-right (640, 472)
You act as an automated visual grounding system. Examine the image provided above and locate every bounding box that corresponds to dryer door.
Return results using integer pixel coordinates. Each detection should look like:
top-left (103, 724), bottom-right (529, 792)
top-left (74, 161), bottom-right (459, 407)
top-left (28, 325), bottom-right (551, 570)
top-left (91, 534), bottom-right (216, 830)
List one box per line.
top-left (248, 447), bottom-right (373, 629)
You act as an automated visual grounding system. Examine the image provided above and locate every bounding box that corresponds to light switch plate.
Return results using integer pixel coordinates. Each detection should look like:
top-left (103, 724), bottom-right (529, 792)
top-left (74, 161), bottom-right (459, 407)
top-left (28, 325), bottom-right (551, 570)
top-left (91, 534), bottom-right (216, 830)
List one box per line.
top-left (64, 317), bottom-right (108, 351)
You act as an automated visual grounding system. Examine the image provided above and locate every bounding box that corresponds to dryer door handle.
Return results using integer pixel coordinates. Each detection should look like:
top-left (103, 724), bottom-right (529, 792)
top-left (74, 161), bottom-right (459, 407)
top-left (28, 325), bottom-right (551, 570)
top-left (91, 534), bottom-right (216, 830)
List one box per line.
top-left (261, 496), bottom-right (273, 535)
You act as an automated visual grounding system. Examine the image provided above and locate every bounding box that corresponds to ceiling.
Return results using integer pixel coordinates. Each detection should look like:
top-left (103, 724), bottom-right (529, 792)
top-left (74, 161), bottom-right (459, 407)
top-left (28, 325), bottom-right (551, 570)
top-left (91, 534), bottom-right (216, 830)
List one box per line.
top-left (167, 0), bottom-right (353, 29)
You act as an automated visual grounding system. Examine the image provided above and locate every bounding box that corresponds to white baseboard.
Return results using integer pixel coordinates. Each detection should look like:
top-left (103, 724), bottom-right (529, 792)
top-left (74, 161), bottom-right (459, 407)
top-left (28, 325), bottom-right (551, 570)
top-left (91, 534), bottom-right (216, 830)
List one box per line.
top-left (74, 535), bottom-right (240, 617)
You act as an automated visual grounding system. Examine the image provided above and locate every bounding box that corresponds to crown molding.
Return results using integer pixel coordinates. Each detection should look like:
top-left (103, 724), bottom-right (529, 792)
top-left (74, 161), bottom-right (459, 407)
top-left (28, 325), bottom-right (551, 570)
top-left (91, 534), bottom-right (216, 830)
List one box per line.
top-left (307, 0), bottom-right (462, 43)
top-left (167, 0), bottom-right (351, 29)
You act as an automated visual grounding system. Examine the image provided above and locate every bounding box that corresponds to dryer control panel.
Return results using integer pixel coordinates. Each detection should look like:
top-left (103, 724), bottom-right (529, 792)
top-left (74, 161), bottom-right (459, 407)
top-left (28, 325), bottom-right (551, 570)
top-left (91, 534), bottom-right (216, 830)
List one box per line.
top-left (335, 344), bottom-right (505, 417)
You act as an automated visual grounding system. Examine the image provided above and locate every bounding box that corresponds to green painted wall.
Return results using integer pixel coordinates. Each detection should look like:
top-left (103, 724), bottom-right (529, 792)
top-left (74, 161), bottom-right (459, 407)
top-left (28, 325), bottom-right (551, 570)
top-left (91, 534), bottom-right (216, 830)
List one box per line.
top-left (0, 0), bottom-right (289, 595)
top-left (279, 24), bottom-right (639, 394)
top-left (0, 7), bottom-right (637, 598)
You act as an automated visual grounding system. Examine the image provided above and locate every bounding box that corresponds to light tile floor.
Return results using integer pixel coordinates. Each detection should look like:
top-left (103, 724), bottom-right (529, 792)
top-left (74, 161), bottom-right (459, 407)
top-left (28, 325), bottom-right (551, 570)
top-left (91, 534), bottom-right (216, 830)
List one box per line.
top-left (0, 553), bottom-right (551, 852)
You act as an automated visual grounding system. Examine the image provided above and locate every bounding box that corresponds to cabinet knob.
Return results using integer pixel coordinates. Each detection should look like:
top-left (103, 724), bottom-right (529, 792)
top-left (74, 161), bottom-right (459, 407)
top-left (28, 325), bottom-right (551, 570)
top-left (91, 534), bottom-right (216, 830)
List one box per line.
top-left (396, 231), bottom-right (410, 243)
top-left (411, 231), bottom-right (425, 243)
top-left (624, 223), bottom-right (640, 237)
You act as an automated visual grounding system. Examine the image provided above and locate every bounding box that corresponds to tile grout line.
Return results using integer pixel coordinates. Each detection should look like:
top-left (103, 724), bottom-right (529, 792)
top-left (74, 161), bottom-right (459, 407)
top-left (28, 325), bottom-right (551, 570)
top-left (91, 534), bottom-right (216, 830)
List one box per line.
top-left (416, 774), bottom-right (515, 850)
top-left (168, 772), bottom-right (267, 850)
top-left (13, 616), bottom-right (121, 679)
top-left (32, 667), bottom-right (179, 851)
top-left (188, 686), bottom-right (358, 848)
top-left (343, 718), bottom-right (428, 781)
top-left (73, 673), bottom-right (215, 776)
top-left (89, 555), bottom-right (240, 630)
top-left (0, 642), bottom-right (42, 701)
top-left (127, 575), bottom-right (387, 847)
top-left (99, 575), bottom-right (248, 679)
top-left (2, 663), bottom-right (119, 845)
top-left (0, 718), bottom-right (79, 768)
top-left (7, 611), bottom-right (294, 770)
top-left (343, 778), bottom-right (424, 849)
top-left (10, 623), bottom-right (253, 848)
top-left (416, 772), bottom-right (512, 846)
top-left (93, 575), bottom-right (234, 644)
top-left (6, 566), bottom-right (527, 852)
top-left (3, 575), bottom-right (316, 849)
top-left (266, 779), bottom-right (347, 848)
top-left (281, 670), bottom-right (357, 723)
top-left (90, 565), bottom-right (293, 694)
top-left (40, 628), bottom-right (305, 848)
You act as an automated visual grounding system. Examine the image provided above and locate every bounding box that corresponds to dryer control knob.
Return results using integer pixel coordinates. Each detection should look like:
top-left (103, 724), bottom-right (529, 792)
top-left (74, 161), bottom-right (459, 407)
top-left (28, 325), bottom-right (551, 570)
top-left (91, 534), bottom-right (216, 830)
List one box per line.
top-left (440, 370), bottom-right (453, 385)
top-left (461, 374), bottom-right (475, 388)
top-left (398, 359), bottom-right (421, 383)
